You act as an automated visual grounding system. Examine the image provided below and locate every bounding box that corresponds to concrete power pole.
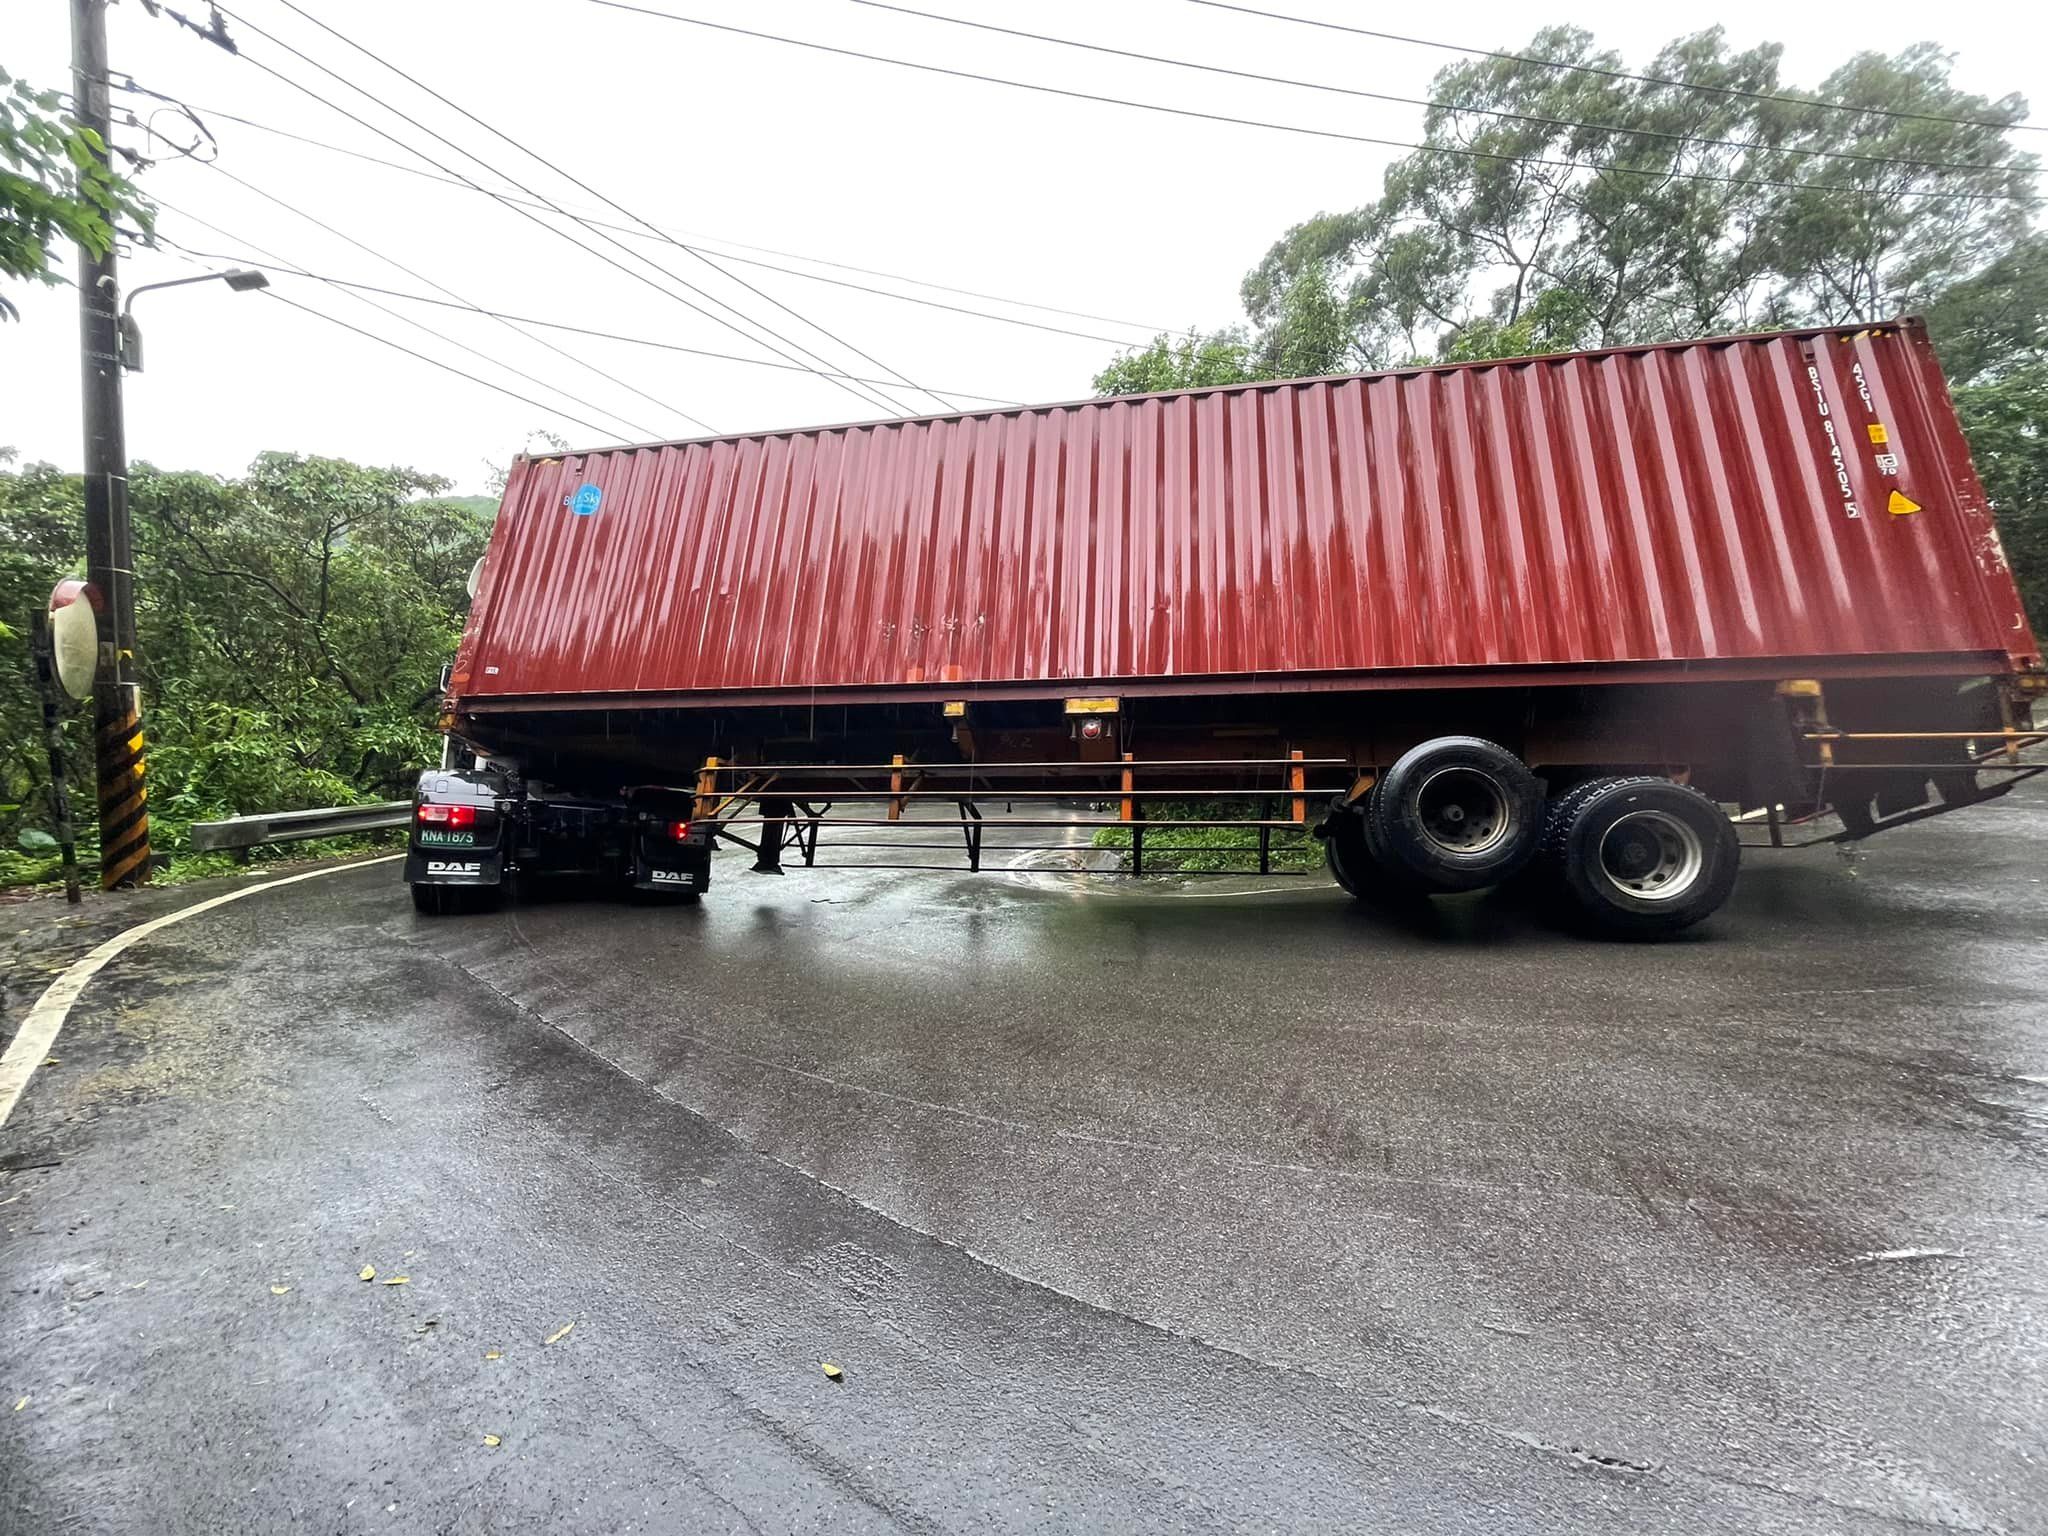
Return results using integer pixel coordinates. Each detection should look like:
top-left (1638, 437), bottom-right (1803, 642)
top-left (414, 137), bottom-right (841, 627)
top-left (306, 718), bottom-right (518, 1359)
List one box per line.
top-left (70, 0), bottom-right (152, 888)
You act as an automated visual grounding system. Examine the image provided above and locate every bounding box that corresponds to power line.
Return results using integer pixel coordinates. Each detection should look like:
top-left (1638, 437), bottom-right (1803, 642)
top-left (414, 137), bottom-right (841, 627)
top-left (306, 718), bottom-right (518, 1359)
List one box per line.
top-left (207, 1), bottom-right (908, 418)
top-left (568, 0), bottom-right (2032, 203)
top-left (152, 237), bottom-right (1034, 406)
top-left (192, 6), bottom-right (916, 420)
top-left (1183, 0), bottom-right (2048, 137)
top-left (112, 108), bottom-right (718, 438)
top-left (198, 156), bottom-right (715, 434)
top-left (129, 91), bottom-right (1173, 340)
top-left (148, 191), bottom-right (667, 441)
top-left (259, 285), bottom-right (669, 438)
top-left (848, 0), bottom-right (2031, 179)
top-left (267, 0), bottom-right (960, 414)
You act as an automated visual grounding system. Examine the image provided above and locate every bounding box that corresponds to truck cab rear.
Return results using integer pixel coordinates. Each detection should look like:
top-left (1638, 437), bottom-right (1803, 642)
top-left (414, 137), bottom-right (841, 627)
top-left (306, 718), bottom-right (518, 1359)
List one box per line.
top-left (406, 769), bottom-right (711, 911)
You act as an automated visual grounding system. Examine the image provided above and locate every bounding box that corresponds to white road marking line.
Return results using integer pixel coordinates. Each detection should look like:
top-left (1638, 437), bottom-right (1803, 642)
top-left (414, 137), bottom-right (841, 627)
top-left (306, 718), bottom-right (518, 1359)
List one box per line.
top-left (0, 856), bottom-right (401, 1130)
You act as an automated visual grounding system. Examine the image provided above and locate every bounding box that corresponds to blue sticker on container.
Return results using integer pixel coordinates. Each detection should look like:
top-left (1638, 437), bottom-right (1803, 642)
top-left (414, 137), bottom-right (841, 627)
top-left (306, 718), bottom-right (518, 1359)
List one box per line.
top-left (569, 483), bottom-right (603, 516)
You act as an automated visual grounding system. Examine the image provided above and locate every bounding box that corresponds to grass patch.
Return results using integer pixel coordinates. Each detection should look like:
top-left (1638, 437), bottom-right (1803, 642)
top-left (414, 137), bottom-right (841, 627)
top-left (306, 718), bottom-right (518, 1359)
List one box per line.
top-left (1090, 798), bottom-right (1322, 874)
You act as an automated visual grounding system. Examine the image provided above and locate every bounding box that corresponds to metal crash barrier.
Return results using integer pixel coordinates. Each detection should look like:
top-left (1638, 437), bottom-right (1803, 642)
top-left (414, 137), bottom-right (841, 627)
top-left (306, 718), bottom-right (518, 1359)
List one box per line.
top-left (189, 801), bottom-right (412, 853)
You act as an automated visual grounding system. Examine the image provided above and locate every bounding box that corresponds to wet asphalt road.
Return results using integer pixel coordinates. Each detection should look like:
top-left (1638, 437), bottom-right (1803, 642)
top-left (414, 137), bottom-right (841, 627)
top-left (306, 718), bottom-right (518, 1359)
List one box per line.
top-left (2, 783), bottom-right (2046, 1534)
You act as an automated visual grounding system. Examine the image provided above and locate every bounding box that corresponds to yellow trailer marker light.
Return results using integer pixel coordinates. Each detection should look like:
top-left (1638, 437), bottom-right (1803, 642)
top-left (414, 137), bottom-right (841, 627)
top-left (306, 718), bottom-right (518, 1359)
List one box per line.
top-left (1063, 697), bottom-right (1120, 715)
top-left (942, 701), bottom-right (966, 718)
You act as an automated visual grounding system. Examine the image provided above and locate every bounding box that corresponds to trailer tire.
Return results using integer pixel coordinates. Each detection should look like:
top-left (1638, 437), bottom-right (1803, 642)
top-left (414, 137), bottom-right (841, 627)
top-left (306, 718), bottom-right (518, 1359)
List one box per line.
top-left (1548, 777), bottom-right (1738, 938)
top-left (1323, 811), bottom-right (1371, 897)
top-left (410, 883), bottom-right (445, 916)
top-left (1368, 737), bottom-right (1542, 892)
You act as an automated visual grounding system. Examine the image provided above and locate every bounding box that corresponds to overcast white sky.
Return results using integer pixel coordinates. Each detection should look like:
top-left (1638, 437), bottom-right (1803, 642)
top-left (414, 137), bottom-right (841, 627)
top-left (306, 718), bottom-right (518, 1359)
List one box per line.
top-left (3, 0), bottom-right (2042, 494)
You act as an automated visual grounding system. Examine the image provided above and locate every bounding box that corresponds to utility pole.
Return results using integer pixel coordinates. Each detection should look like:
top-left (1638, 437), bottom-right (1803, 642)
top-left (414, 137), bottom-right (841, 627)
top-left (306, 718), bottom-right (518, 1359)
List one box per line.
top-left (70, 0), bottom-right (152, 888)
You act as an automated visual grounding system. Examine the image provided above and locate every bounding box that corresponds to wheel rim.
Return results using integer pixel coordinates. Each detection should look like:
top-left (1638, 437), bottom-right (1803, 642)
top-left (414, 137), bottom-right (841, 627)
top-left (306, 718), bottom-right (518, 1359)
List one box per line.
top-left (1413, 767), bottom-right (1512, 856)
top-left (1598, 810), bottom-right (1704, 900)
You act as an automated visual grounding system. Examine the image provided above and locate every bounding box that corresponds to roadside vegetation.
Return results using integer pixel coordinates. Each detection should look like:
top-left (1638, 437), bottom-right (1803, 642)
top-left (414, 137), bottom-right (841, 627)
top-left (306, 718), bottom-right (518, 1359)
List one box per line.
top-left (4, 28), bottom-right (2042, 890)
top-left (1094, 29), bottom-right (2048, 629)
top-left (0, 452), bottom-right (487, 889)
top-left (1090, 804), bottom-right (1322, 876)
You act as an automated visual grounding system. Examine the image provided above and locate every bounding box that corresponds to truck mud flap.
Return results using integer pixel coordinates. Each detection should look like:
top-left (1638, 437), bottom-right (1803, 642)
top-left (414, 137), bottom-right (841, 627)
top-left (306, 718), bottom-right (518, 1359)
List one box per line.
top-left (632, 856), bottom-right (709, 894)
top-left (405, 848), bottom-right (504, 886)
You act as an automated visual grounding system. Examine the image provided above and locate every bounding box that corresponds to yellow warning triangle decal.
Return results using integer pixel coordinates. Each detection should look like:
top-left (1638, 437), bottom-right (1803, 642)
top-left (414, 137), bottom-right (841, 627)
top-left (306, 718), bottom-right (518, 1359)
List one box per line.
top-left (1888, 490), bottom-right (1921, 516)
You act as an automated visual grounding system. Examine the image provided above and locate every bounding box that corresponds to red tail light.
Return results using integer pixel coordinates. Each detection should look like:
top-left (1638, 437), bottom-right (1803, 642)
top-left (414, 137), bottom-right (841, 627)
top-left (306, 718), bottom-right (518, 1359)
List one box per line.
top-left (666, 819), bottom-right (691, 841)
top-left (417, 803), bottom-right (476, 828)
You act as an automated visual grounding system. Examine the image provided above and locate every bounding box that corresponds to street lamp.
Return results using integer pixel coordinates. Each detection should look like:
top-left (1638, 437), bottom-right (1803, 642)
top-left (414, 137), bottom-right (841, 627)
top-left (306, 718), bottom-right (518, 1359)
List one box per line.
top-left (118, 268), bottom-right (269, 373)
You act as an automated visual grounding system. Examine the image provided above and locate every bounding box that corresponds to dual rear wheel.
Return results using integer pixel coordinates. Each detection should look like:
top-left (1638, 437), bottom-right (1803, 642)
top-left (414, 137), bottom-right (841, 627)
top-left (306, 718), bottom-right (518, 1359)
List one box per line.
top-left (1324, 738), bottom-right (1739, 937)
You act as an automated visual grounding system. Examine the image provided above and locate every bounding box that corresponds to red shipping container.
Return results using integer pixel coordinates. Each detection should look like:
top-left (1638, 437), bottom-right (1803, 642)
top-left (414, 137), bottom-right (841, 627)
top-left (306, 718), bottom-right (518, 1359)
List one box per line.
top-left (450, 319), bottom-right (2039, 714)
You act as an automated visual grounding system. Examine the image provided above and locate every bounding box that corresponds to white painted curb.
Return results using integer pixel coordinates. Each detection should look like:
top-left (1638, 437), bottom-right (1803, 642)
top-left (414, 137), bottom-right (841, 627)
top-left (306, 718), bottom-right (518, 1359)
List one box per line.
top-left (0, 855), bottom-right (401, 1130)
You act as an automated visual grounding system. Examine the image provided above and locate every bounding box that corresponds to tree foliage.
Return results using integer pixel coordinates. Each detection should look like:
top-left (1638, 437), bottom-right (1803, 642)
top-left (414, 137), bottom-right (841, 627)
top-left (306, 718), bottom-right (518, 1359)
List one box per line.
top-left (1, 453), bottom-right (489, 877)
top-left (1951, 365), bottom-right (2048, 625)
top-left (1092, 27), bottom-right (2044, 626)
top-left (0, 66), bottom-right (153, 321)
top-left (1240, 31), bottom-right (2037, 364)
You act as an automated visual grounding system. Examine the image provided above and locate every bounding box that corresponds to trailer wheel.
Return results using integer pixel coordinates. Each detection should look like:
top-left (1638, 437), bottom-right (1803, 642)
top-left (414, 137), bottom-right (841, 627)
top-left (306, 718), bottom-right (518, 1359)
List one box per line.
top-left (1368, 737), bottom-right (1542, 892)
top-left (1323, 811), bottom-right (1370, 897)
top-left (409, 883), bottom-right (445, 916)
top-left (1547, 777), bottom-right (1738, 938)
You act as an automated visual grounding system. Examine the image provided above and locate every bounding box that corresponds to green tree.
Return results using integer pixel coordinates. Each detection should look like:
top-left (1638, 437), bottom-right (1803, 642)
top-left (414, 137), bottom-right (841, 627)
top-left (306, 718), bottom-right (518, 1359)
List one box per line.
top-left (0, 67), bottom-right (153, 320)
top-left (1092, 327), bottom-right (1261, 396)
top-left (1240, 30), bottom-right (2036, 365)
top-left (1951, 366), bottom-right (2048, 628)
top-left (132, 453), bottom-right (489, 810)
top-left (1093, 26), bottom-right (2044, 627)
top-left (0, 451), bottom-right (489, 878)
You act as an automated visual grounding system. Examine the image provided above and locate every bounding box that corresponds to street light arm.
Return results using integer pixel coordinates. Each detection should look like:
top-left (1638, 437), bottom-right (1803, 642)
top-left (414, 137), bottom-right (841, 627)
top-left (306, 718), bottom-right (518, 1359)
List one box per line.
top-left (123, 269), bottom-right (270, 314)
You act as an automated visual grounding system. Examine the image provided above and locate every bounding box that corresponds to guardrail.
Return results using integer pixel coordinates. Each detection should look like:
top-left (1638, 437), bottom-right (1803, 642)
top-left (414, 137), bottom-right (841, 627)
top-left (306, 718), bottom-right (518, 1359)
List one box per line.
top-left (189, 801), bottom-right (412, 852)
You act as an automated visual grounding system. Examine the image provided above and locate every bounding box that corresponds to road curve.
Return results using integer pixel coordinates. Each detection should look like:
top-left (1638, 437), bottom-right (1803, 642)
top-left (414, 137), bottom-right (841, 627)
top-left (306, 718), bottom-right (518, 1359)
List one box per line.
top-left (2, 783), bottom-right (2046, 1533)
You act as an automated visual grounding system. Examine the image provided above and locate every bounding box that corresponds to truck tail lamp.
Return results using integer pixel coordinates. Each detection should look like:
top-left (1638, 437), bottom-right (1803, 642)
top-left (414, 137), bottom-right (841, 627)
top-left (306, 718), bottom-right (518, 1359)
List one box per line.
top-left (417, 803), bottom-right (477, 829)
top-left (666, 819), bottom-right (691, 841)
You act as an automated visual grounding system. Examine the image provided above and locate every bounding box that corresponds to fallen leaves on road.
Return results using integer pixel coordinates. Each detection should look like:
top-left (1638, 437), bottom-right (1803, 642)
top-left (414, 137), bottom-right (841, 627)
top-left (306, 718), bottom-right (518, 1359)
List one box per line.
top-left (482, 1434), bottom-right (501, 1448)
top-left (270, 1286), bottom-right (292, 1296)
top-left (484, 1350), bottom-right (502, 1361)
top-left (41, 1059), bottom-right (58, 1068)
top-left (821, 1362), bottom-right (844, 1382)
top-left (382, 1276), bottom-right (410, 1287)
top-left (12, 1397), bottom-right (26, 1412)
top-left (359, 1266), bottom-right (376, 1282)
top-left (544, 1323), bottom-right (574, 1346)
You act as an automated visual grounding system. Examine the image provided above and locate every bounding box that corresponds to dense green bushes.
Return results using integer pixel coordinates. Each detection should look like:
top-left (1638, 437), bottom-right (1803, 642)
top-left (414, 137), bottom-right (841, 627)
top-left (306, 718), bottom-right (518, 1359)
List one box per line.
top-left (2, 451), bottom-right (488, 888)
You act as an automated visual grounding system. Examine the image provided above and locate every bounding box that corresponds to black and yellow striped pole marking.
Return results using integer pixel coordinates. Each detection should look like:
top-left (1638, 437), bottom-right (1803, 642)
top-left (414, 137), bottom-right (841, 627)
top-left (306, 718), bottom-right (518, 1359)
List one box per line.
top-left (95, 686), bottom-right (151, 889)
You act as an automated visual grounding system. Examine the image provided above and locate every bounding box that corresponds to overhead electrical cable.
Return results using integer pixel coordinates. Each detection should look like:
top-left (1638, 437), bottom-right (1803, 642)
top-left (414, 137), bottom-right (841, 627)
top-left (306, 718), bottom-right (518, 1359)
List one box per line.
top-left (848, 0), bottom-right (2028, 178)
top-left (1181, 0), bottom-right (2048, 136)
top-left (196, 160), bottom-right (713, 433)
top-left (208, 2), bottom-right (911, 416)
top-left (568, 0), bottom-right (2034, 203)
top-left (110, 90), bottom-right (1167, 346)
top-left (153, 235), bottom-right (1033, 406)
top-left (191, 6), bottom-right (915, 419)
top-left (259, 286), bottom-right (663, 438)
top-left (270, 0), bottom-right (962, 412)
top-left (148, 191), bottom-right (666, 440)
